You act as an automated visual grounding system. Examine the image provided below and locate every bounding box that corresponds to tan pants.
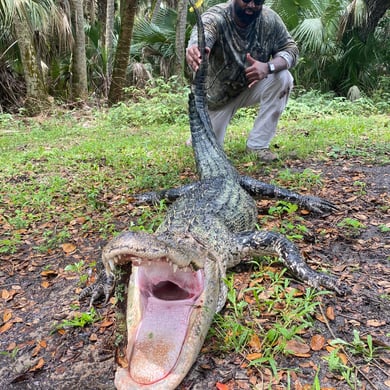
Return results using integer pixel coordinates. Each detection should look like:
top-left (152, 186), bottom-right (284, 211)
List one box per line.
top-left (208, 70), bottom-right (293, 149)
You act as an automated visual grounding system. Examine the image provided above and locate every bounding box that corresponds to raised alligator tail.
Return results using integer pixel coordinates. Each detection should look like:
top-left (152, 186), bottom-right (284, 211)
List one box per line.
top-left (189, 4), bottom-right (237, 180)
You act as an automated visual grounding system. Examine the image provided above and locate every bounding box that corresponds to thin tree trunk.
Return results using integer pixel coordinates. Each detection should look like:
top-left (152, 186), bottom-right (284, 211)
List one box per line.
top-left (108, 0), bottom-right (137, 105)
top-left (69, 0), bottom-right (88, 101)
top-left (105, 0), bottom-right (115, 88)
top-left (13, 13), bottom-right (49, 114)
top-left (362, 0), bottom-right (390, 39)
top-left (175, 0), bottom-right (189, 83)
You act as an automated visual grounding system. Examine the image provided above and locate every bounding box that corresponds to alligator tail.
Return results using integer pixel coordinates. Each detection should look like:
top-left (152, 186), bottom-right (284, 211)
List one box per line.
top-left (189, 4), bottom-right (237, 181)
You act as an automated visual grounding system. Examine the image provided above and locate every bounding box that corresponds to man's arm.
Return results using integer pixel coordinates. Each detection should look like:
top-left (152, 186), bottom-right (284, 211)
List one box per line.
top-left (186, 45), bottom-right (210, 72)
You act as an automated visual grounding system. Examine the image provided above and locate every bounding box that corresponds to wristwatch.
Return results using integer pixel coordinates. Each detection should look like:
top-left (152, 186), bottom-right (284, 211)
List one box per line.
top-left (268, 62), bottom-right (275, 74)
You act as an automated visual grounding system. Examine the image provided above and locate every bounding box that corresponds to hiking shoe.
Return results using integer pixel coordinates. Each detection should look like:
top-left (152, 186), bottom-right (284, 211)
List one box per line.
top-left (246, 147), bottom-right (279, 162)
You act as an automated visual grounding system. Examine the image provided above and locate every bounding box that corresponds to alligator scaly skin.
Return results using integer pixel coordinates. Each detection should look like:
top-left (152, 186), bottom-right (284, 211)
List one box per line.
top-left (80, 7), bottom-right (347, 389)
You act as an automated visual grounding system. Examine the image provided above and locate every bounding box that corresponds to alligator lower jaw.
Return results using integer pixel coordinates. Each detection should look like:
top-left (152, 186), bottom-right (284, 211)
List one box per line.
top-left (115, 259), bottom-right (208, 389)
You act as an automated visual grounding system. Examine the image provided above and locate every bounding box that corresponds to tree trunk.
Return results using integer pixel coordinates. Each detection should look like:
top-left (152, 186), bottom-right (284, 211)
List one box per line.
top-left (363, 0), bottom-right (390, 38)
top-left (175, 0), bottom-right (189, 83)
top-left (105, 0), bottom-right (115, 89)
top-left (69, 0), bottom-right (88, 101)
top-left (345, 0), bottom-right (390, 41)
top-left (12, 13), bottom-right (49, 115)
top-left (108, 0), bottom-right (138, 105)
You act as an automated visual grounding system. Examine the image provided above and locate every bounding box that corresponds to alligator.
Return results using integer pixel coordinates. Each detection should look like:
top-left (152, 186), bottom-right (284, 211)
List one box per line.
top-left (80, 8), bottom-right (347, 390)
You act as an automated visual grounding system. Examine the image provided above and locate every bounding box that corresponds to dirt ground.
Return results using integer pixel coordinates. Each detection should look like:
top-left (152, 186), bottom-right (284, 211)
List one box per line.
top-left (1, 156), bottom-right (389, 390)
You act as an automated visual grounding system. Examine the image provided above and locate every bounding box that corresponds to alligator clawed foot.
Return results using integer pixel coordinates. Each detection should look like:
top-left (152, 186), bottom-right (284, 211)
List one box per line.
top-left (132, 191), bottom-right (161, 205)
top-left (300, 195), bottom-right (339, 214)
top-left (79, 271), bottom-right (115, 308)
top-left (333, 281), bottom-right (351, 297)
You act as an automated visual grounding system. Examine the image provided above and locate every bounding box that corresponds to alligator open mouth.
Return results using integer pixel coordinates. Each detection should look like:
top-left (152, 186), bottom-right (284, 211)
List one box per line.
top-left (126, 260), bottom-right (204, 385)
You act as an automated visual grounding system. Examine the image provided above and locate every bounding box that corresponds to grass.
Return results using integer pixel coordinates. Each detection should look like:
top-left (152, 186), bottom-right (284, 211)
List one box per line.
top-left (210, 262), bottom-right (328, 377)
top-left (1, 81), bottom-right (389, 386)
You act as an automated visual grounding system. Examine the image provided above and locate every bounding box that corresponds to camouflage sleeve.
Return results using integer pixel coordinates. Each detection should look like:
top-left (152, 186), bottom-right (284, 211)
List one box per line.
top-left (187, 10), bottom-right (222, 49)
top-left (271, 11), bottom-right (299, 68)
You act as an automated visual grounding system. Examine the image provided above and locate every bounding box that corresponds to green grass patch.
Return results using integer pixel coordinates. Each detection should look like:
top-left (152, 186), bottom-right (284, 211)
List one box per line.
top-left (209, 260), bottom-right (327, 377)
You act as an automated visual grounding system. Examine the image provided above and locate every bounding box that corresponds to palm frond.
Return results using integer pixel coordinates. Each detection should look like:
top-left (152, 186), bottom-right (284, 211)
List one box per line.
top-left (293, 18), bottom-right (326, 52)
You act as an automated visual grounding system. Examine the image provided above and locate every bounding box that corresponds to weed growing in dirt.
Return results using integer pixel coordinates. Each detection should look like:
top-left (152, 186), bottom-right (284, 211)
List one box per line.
top-left (0, 234), bottom-right (22, 254)
top-left (262, 201), bottom-right (309, 241)
top-left (379, 224), bottom-right (390, 233)
top-left (331, 330), bottom-right (376, 361)
top-left (268, 201), bottom-right (298, 217)
top-left (273, 168), bottom-right (323, 190)
top-left (0, 346), bottom-right (19, 360)
top-left (353, 180), bottom-right (367, 195)
top-left (64, 260), bottom-right (96, 286)
top-left (323, 329), bottom-right (388, 389)
top-left (337, 218), bottom-right (367, 237)
top-left (54, 308), bottom-right (100, 331)
top-left (325, 348), bottom-right (358, 388)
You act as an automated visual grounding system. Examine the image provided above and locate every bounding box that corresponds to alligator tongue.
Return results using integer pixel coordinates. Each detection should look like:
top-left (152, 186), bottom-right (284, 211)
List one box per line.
top-left (129, 297), bottom-right (192, 385)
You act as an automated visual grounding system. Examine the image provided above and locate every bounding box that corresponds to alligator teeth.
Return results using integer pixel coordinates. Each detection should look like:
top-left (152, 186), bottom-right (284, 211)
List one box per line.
top-left (173, 264), bottom-right (178, 273)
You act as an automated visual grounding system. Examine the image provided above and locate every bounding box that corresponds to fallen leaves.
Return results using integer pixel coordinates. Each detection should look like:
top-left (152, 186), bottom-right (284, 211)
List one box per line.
top-left (1, 287), bottom-right (20, 301)
top-left (31, 340), bottom-right (47, 357)
top-left (285, 340), bottom-right (311, 357)
top-left (61, 242), bottom-right (77, 254)
top-left (310, 334), bottom-right (326, 351)
top-left (216, 382), bottom-right (229, 390)
top-left (0, 306), bottom-right (23, 333)
top-left (0, 320), bottom-right (13, 334)
top-left (3, 308), bottom-right (12, 322)
top-left (30, 357), bottom-right (45, 372)
top-left (245, 352), bottom-right (263, 361)
top-left (366, 319), bottom-right (386, 327)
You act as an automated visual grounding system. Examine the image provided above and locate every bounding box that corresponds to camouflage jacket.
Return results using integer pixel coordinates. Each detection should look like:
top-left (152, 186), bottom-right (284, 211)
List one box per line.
top-left (188, 2), bottom-right (299, 110)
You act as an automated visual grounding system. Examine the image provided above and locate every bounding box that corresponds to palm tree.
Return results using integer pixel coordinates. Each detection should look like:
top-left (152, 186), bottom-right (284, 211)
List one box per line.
top-left (175, 0), bottom-right (189, 82)
top-left (69, 0), bottom-right (88, 101)
top-left (131, 7), bottom-right (178, 79)
top-left (0, 0), bottom-right (73, 113)
top-left (108, 0), bottom-right (138, 104)
top-left (270, 0), bottom-right (389, 94)
top-left (105, 0), bottom-right (115, 87)
top-left (12, 10), bottom-right (48, 114)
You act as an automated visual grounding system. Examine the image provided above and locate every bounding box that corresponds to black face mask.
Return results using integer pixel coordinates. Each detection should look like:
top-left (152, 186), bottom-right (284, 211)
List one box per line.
top-left (241, 0), bottom-right (264, 5)
top-left (233, 1), bottom-right (262, 26)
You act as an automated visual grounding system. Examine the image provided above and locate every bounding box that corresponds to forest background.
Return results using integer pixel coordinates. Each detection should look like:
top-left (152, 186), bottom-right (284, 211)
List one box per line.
top-left (0, 0), bottom-right (389, 115)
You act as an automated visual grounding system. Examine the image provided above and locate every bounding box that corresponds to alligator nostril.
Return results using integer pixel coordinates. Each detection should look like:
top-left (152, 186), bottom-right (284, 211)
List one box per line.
top-left (152, 281), bottom-right (193, 300)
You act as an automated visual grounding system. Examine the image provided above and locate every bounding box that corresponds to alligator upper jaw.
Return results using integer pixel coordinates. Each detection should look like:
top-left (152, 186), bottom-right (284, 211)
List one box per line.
top-left (114, 257), bottom-right (219, 390)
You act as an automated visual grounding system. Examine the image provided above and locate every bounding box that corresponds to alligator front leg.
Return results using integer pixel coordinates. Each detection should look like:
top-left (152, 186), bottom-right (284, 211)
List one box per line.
top-left (133, 182), bottom-right (199, 205)
top-left (79, 269), bottom-right (115, 307)
top-left (234, 230), bottom-right (349, 296)
top-left (239, 175), bottom-right (338, 214)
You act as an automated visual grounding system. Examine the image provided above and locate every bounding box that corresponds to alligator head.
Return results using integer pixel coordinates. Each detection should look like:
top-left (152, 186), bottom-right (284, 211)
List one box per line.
top-left (102, 231), bottom-right (226, 389)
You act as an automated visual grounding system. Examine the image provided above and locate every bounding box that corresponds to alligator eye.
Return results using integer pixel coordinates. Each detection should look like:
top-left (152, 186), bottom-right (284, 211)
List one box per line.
top-left (152, 281), bottom-right (193, 300)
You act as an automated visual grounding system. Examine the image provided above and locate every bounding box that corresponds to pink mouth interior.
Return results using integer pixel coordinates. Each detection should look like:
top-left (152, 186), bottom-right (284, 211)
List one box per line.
top-left (128, 262), bottom-right (204, 385)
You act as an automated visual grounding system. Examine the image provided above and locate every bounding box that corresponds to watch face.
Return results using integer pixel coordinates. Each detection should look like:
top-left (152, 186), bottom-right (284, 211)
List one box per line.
top-left (268, 63), bottom-right (275, 73)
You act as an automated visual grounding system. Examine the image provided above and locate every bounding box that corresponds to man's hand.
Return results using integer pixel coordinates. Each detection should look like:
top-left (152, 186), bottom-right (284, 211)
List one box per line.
top-left (245, 53), bottom-right (269, 88)
top-left (186, 45), bottom-right (210, 72)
